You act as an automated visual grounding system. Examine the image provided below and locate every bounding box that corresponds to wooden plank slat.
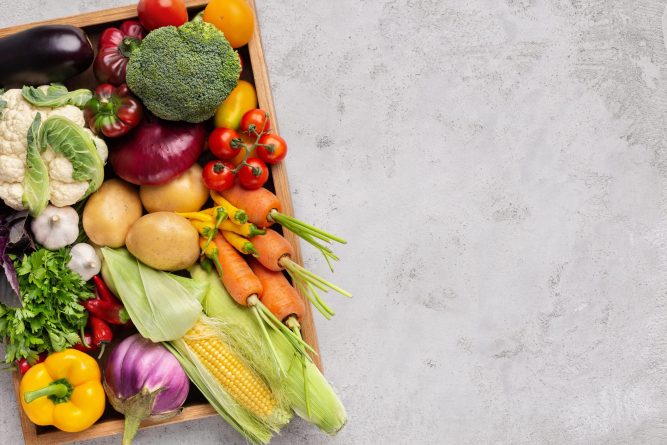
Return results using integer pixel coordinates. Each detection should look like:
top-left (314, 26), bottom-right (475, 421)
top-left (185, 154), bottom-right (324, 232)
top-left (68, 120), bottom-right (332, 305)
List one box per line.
top-left (35, 404), bottom-right (217, 445)
top-left (1, 0), bottom-right (326, 443)
top-left (245, 0), bottom-right (323, 370)
top-left (0, 0), bottom-right (209, 37)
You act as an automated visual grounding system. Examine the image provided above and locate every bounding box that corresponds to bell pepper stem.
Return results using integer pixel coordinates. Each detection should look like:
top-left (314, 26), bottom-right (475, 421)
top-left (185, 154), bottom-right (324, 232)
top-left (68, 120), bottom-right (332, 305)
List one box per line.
top-left (24, 381), bottom-right (70, 404)
top-left (119, 37), bottom-right (142, 58)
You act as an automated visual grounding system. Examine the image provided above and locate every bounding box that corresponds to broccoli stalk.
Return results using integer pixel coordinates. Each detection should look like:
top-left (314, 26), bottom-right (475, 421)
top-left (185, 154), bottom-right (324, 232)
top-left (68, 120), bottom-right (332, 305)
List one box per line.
top-left (126, 21), bottom-right (242, 123)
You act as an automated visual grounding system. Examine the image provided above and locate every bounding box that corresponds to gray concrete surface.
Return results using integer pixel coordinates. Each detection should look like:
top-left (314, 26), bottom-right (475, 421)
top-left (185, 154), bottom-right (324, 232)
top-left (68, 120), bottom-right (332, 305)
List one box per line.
top-left (2, 0), bottom-right (667, 444)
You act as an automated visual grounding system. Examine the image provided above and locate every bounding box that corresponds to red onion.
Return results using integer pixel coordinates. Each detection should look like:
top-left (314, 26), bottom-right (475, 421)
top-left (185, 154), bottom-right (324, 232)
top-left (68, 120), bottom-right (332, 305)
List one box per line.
top-left (109, 113), bottom-right (205, 185)
top-left (104, 334), bottom-right (189, 445)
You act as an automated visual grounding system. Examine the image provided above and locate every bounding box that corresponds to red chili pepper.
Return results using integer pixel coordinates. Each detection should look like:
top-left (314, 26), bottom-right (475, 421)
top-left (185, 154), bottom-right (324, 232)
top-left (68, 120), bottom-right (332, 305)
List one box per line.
top-left (83, 299), bottom-right (130, 325)
top-left (89, 316), bottom-right (113, 359)
top-left (93, 275), bottom-right (121, 305)
top-left (94, 20), bottom-right (147, 85)
top-left (73, 330), bottom-right (97, 353)
top-left (84, 83), bottom-right (143, 138)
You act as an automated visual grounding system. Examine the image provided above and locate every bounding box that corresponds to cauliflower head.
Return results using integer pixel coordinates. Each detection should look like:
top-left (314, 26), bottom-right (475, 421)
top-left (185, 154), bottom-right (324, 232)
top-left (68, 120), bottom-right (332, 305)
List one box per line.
top-left (0, 87), bottom-right (107, 211)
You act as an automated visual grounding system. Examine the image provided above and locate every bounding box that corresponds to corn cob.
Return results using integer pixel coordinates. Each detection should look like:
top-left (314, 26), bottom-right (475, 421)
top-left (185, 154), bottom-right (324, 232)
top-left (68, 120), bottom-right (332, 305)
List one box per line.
top-left (167, 317), bottom-right (291, 444)
top-left (190, 266), bottom-right (347, 436)
top-left (183, 320), bottom-right (277, 418)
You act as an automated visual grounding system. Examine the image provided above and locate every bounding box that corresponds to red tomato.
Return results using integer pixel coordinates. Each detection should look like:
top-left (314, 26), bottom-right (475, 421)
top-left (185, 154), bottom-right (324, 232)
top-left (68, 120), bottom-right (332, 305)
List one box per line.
top-left (237, 157), bottom-right (269, 189)
top-left (137, 0), bottom-right (188, 30)
top-left (209, 128), bottom-right (244, 161)
top-left (257, 133), bottom-right (287, 164)
top-left (239, 109), bottom-right (271, 137)
top-left (202, 161), bottom-right (236, 191)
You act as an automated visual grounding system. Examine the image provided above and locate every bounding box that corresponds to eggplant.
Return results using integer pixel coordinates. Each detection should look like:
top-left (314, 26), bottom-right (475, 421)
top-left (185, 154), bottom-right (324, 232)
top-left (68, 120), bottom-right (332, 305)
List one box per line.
top-left (0, 25), bottom-right (94, 87)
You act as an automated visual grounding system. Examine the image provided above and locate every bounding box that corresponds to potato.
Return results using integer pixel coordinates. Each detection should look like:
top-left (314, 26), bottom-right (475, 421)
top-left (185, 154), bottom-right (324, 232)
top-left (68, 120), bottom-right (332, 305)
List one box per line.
top-left (139, 164), bottom-right (209, 213)
top-left (125, 212), bottom-right (199, 271)
top-left (83, 179), bottom-right (143, 248)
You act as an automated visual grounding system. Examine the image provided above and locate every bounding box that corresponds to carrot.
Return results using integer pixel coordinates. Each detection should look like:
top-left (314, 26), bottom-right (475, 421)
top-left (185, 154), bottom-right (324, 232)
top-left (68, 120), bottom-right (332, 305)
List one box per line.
top-left (221, 184), bottom-right (346, 270)
top-left (251, 229), bottom-right (294, 271)
top-left (250, 259), bottom-right (305, 323)
top-left (251, 229), bottom-right (351, 320)
top-left (204, 235), bottom-right (314, 374)
top-left (212, 235), bottom-right (262, 306)
top-left (221, 184), bottom-right (280, 229)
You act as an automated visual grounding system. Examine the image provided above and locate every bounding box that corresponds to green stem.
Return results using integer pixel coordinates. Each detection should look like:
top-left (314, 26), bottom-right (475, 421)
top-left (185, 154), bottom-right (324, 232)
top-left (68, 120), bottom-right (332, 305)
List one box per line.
top-left (247, 224), bottom-right (266, 237)
top-left (294, 279), bottom-right (333, 320)
top-left (249, 296), bottom-right (285, 376)
top-left (233, 115), bottom-right (270, 174)
top-left (269, 210), bottom-right (347, 244)
top-left (270, 212), bottom-right (343, 269)
top-left (251, 297), bottom-right (316, 356)
top-left (119, 37), bottom-right (142, 58)
top-left (122, 415), bottom-right (142, 445)
top-left (282, 258), bottom-right (351, 319)
top-left (24, 380), bottom-right (71, 404)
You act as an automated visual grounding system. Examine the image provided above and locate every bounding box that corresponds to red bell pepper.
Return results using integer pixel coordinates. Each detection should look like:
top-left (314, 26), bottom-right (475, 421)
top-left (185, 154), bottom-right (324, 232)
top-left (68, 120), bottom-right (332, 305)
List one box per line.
top-left (93, 20), bottom-right (146, 85)
top-left (84, 84), bottom-right (143, 138)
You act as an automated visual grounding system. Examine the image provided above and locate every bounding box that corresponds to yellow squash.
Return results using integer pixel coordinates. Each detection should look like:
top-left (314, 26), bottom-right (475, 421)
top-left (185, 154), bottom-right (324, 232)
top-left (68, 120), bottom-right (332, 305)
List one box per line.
top-left (19, 349), bottom-right (105, 432)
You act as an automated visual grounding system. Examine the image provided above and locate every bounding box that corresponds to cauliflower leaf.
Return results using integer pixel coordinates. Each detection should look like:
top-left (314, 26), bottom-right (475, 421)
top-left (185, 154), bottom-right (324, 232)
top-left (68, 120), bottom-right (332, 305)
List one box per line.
top-left (21, 114), bottom-right (49, 216)
top-left (41, 116), bottom-right (104, 198)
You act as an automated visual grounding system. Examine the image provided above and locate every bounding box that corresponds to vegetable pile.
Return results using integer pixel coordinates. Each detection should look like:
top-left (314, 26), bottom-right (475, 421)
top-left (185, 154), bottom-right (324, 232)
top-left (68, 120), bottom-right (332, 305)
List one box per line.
top-left (0, 1), bottom-right (350, 444)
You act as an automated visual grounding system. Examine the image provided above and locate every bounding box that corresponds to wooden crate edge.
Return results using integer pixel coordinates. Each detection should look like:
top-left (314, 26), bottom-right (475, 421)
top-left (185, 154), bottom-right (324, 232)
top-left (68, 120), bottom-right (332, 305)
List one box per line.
top-left (0, 0), bottom-right (209, 37)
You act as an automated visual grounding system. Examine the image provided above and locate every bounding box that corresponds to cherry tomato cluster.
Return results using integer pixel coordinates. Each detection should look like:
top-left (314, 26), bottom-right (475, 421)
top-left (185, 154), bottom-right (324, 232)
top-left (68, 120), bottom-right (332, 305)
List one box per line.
top-left (203, 108), bottom-right (288, 191)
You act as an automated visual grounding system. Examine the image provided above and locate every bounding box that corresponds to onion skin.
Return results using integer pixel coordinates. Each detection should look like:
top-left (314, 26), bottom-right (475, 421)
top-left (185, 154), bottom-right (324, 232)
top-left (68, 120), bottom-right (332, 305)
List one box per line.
top-left (109, 114), bottom-right (205, 186)
top-left (104, 334), bottom-right (189, 444)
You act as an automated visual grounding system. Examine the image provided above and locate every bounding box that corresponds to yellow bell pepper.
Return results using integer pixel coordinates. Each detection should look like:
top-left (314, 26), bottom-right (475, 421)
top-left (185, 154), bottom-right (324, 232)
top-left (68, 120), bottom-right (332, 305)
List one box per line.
top-left (20, 349), bottom-right (105, 432)
top-left (214, 80), bottom-right (257, 129)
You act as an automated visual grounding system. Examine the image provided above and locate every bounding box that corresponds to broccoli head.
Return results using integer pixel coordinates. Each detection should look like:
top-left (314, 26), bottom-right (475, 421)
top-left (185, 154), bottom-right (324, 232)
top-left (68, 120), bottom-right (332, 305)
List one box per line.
top-left (126, 20), bottom-right (242, 123)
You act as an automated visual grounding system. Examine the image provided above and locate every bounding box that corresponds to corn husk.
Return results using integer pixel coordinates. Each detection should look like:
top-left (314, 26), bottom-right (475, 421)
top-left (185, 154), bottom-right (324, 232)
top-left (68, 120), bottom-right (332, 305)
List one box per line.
top-left (190, 265), bottom-right (347, 434)
top-left (100, 247), bottom-right (205, 341)
top-left (165, 316), bottom-right (291, 444)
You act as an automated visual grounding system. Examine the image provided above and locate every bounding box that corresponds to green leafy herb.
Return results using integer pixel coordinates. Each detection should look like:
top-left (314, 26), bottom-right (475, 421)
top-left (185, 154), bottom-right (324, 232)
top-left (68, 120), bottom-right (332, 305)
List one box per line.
top-left (0, 247), bottom-right (94, 363)
top-left (0, 88), bottom-right (6, 120)
top-left (21, 84), bottom-right (92, 109)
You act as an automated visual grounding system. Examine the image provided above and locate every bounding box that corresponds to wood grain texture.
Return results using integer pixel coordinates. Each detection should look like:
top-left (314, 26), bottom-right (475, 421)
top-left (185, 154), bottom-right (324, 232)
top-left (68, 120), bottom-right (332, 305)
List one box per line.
top-left (246, 0), bottom-right (323, 370)
top-left (0, 0), bottom-right (208, 37)
top-left (34, 404), bottom-right (217, 445)
top-left (1, 1), bottom-right (324, 442)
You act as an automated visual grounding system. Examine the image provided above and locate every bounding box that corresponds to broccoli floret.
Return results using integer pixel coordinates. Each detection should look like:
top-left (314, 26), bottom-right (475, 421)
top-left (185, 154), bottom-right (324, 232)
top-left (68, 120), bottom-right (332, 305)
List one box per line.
top-left (126, 21), bottom-right (242, 123)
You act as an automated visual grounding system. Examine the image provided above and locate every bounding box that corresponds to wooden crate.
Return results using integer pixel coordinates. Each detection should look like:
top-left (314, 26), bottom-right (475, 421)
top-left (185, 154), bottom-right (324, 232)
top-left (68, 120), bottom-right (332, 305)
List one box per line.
top-left (0, 1), bottom-right (322, 443)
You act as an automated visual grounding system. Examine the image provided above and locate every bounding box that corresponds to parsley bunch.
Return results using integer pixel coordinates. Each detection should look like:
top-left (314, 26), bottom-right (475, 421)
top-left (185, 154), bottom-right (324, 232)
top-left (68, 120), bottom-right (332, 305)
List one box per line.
top-left (0, 248), bottom-right (93, 363)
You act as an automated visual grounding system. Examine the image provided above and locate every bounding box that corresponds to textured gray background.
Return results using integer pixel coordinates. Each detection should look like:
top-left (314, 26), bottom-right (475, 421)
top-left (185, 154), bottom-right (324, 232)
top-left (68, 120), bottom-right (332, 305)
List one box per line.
top-left (2, 0), bottom-right (667, 444)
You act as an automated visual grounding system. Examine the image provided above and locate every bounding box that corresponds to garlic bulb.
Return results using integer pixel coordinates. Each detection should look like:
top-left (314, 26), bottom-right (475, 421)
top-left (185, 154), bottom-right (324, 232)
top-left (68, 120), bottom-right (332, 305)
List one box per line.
top-left (30, 205), bottom-right (79, 250)
top-left (67, 243), bottom-right (101, 281)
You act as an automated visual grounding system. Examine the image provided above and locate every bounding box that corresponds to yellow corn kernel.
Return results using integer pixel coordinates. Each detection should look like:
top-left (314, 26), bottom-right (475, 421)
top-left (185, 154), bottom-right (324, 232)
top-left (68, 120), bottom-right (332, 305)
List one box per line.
top-left (184, 321), bottom-right (277, 418)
